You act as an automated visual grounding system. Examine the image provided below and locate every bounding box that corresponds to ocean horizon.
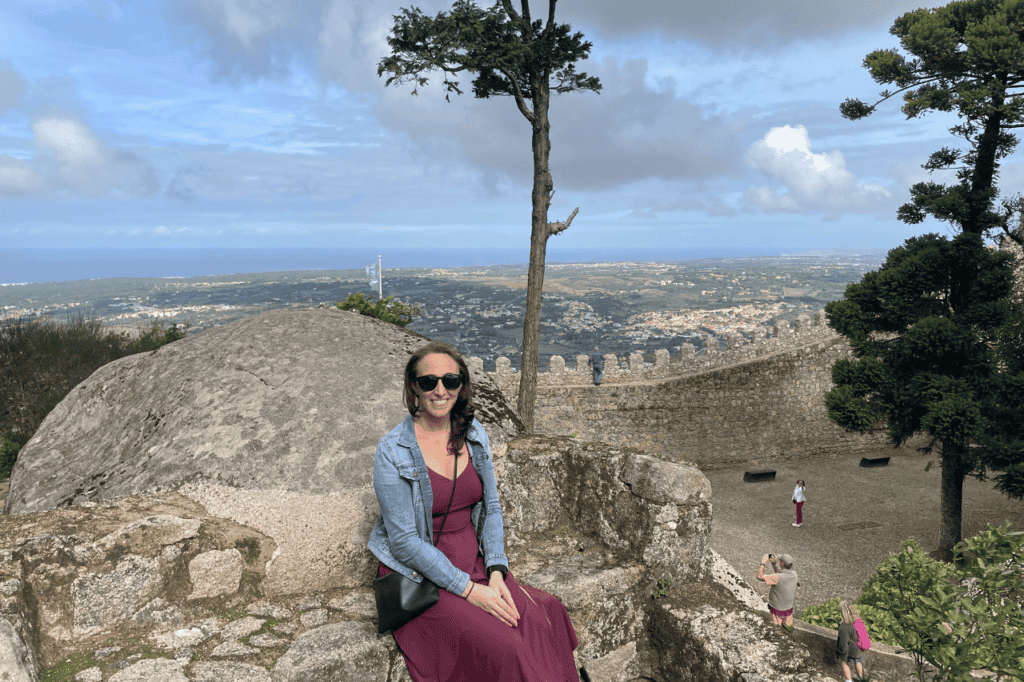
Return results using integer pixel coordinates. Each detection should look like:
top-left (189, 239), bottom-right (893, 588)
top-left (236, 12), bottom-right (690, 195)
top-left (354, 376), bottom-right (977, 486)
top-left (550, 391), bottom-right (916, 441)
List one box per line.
top-left (0, 246), bottom-right (808, 285)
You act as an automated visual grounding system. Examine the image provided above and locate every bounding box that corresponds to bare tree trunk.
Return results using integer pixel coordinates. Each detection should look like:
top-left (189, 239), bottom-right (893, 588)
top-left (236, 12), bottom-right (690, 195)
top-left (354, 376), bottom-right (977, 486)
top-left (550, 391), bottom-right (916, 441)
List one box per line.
top-left (938, 445), bottom-right (968, 562)
top-left (516, 77), bottom-right (552, 432)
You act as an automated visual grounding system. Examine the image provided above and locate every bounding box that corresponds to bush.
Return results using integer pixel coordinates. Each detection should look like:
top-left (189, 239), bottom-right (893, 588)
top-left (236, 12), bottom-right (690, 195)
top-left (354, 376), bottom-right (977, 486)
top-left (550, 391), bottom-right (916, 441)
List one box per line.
top-left (0, 315), bottom-right (188, 477)
top-left (0, 433), bottom-right (24, 481)
top-left (801, 529), bottom-right (1024, 681)
top-left (801, 597), bottom-right (895, 645)
top-left (337, 293), bottom-right (421, 327)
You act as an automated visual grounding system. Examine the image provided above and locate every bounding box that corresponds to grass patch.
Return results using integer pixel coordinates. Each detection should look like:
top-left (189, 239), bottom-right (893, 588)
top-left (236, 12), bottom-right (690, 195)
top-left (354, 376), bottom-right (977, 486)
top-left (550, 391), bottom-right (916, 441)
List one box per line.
top-left (42, 640), bottom-right (168, 682)
top-left (652, 577), bottom-right (673, 599)
top-left (42, 653), bottom-right (98, 682)
top-left (234, 538), bottom-right (260, 564)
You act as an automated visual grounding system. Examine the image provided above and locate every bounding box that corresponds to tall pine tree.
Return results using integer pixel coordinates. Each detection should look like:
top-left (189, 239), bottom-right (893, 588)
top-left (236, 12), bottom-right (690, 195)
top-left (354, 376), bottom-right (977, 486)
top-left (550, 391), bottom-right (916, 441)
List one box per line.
top-left (378, 0), bottom-right (601, 429)
top-left (830, 0), bottom-right (1024, 560)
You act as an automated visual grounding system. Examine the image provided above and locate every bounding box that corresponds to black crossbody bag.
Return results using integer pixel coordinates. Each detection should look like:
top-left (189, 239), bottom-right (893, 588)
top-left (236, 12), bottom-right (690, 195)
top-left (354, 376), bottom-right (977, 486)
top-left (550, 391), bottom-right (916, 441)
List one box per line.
top-left (373, 452), bottom-right (460, 634)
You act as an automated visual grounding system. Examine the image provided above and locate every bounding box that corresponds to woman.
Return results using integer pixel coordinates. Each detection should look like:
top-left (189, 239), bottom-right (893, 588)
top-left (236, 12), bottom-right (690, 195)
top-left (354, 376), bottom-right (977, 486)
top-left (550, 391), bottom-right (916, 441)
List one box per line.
top-left (837, 600), bottom-right (865, 682)
top-left (792, 479), bottom-right (806, 527)
top-left (367, 341), bottom-right (581, 681)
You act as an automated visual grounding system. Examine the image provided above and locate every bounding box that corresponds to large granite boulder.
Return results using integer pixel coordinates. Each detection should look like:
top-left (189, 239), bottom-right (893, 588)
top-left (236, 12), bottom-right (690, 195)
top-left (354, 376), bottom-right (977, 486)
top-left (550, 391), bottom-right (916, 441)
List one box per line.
top-left (4, 308), bottom-right (524, 594)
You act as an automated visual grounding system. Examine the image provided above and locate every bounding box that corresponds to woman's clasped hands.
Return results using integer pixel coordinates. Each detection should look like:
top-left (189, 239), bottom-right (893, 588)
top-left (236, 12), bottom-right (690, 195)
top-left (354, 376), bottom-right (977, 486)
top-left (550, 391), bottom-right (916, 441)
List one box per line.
top-left (462, 573), bottom-right (520, 627)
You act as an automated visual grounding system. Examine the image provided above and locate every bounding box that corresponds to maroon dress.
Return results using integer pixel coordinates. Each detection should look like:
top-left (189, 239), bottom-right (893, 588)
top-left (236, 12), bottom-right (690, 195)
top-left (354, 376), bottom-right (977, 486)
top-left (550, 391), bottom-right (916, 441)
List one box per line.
top-left (379, 460), bottom-right (579, 682)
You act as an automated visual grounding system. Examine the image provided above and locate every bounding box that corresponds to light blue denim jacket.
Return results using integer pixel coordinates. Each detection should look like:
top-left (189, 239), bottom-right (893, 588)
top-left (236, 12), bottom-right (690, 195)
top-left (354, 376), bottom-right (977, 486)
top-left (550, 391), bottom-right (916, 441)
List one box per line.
top-left (367, 415), bottom-right (509, 596)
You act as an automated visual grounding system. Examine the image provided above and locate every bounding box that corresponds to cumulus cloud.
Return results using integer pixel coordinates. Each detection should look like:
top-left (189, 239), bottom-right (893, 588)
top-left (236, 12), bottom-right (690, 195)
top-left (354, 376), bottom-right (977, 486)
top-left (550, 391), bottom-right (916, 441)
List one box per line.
top-left (374, 57), bottom-right (744, 192)
top-left (166, 0), bottom-right (940, 81)
top-left (560, 0), bottom-right (941, 49)
top-left (0, 154), bottom-right (46, 197)
top-left (317, 0), bottom-right (393, 91)
top-left (165, 0), bottom-right (751, 191)
top-left (744, 124), bottom-right (891, 216)
top-left (167, 0), bottom-right (329, 82)
top-left (33, 116), bottom-right (160, 197)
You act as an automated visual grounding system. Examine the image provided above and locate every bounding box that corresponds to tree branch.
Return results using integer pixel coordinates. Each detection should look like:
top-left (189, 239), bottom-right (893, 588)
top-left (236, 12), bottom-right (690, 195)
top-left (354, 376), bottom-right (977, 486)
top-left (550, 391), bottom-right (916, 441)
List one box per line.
top-left (520, 0), bottom-right (533, 40)
top-left (500, 0), bottom-right (520, 23)
top-left (999, 223), bottom-right (1024, 246)
top-left (548, 207), bottom-right (578, 237)
top-left (545, 0), bottom-right (556, 36)
top-left (499, 66), bottom-right (534, 122)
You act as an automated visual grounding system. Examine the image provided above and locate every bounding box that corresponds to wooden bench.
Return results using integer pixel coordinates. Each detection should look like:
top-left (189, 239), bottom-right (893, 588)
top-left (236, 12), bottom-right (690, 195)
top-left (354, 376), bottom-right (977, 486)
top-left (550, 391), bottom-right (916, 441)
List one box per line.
top-left (859, 456), bottom-right (891, 468)
top-left (743, 469), bottom-right (776, 482)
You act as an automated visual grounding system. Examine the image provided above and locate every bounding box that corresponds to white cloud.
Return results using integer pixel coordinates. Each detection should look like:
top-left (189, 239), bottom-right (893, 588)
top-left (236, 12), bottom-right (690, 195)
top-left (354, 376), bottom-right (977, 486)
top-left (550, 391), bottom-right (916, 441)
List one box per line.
top-left (317, 0), bottom-right (393, 91)
top-left (168, 0), bottom-right (328, 82)
top-left (561, 0), bottom-right (946, 49)
top-left (0, 154), bottom-right (46, 196)
top-left (373, 57), bottom-right (745, 193)
top-left (744, 124), bottom-right (892, 216)
top-left (33, 116), bottom-right (160, 197)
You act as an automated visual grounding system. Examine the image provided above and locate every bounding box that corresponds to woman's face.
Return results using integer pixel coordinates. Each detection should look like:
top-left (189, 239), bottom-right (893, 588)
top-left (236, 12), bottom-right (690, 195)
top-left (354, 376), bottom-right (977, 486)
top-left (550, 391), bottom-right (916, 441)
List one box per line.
top-left (413, 353), bottom-right (462, 422)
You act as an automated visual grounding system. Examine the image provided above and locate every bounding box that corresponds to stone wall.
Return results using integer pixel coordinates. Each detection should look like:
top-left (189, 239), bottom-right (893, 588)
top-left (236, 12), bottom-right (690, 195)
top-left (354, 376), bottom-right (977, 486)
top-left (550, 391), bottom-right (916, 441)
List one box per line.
top-left (481, 311), bottom-right (903, 468)
top-left (485, 311), bottom-right (835, 394)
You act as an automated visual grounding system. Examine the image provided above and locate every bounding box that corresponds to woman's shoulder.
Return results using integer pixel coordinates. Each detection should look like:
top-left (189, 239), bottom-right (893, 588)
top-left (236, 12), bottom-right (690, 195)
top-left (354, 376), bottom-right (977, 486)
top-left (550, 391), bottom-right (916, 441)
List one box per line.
top-left (467, 418), bottom-right (489, 443)
top-left (378, 416), bottom-right (416, 449)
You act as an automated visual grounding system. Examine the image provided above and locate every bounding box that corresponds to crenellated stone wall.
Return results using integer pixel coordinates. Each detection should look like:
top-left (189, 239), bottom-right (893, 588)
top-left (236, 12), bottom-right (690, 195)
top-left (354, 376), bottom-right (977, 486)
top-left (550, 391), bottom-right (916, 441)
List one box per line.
top-left (480, 311), bottom-right (911, 468)
top-left (485, 311), bottom-right (834, 395)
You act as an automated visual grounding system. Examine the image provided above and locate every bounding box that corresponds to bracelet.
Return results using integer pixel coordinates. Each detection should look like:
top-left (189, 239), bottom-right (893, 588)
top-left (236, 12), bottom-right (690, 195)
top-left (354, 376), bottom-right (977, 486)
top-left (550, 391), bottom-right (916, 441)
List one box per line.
top-left (465, 583), bottom-right (475, 600)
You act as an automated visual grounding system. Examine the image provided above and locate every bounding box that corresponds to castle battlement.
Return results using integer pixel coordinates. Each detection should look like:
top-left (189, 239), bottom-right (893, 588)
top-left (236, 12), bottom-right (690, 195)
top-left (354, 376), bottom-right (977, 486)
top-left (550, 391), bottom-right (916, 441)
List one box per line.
top-left (478, 309), bottom-right (836, 396)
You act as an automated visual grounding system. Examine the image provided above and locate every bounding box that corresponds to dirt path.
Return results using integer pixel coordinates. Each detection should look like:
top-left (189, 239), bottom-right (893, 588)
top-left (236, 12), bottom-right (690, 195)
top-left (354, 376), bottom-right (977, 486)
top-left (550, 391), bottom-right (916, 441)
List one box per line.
top-left (704, 447), bottom-right (1024, 615)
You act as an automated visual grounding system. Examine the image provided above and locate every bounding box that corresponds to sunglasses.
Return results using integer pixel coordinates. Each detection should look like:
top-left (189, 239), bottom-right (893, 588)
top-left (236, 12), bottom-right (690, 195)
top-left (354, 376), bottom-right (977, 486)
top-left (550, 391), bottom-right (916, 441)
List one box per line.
top-left (415, 373), bottom-right (464, 392)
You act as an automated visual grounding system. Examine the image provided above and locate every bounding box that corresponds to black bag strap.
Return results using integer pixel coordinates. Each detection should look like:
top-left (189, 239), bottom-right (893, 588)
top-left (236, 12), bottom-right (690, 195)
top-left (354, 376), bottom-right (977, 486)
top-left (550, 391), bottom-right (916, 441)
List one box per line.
top-left (432, 450), bottom-right (459, 546)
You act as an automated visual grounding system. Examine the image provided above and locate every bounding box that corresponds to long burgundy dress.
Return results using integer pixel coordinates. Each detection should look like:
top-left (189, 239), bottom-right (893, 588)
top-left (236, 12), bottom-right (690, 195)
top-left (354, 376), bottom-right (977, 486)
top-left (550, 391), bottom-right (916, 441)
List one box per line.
top-left (379, 460), bottom-right (579, 682)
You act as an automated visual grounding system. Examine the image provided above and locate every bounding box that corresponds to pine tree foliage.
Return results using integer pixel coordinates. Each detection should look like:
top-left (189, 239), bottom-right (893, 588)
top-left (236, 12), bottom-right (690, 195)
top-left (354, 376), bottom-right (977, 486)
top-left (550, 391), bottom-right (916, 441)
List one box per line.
top-left (830, 0), bottom-right (1024, 561)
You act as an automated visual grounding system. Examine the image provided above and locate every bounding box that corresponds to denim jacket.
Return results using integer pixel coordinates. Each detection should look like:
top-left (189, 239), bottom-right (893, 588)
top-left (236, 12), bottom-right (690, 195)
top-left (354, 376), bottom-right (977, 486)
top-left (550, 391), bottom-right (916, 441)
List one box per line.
top-left (367, 415), bottom-right (509, 596)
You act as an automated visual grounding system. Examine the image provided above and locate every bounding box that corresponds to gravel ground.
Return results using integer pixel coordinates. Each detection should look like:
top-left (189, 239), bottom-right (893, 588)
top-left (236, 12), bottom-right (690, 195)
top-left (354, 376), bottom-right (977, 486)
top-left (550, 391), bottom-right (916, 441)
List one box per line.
top-left (704, 447), bottom-right (1024, 616)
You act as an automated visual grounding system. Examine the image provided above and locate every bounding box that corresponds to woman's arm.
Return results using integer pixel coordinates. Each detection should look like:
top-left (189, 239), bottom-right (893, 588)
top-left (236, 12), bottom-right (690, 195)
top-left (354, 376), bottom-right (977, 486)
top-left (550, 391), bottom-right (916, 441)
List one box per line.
top-left (471, 425), bottom-right (510, 573)
top-left (373, 440), bottom-right (470, 596)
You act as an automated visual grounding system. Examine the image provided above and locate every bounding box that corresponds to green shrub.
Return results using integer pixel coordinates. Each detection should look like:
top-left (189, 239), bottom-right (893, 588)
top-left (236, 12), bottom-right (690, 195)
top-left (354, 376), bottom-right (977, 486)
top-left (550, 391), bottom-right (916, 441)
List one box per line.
top-left (0, 315), bottom-right (187, 476)
top-left (337, 293), bottom-right (420, 327)
top-left (801, 528), bottom-right (1024, 681)
top-left (136, 319), bottom-right (187, 351)
top-left (802, 598), bottom-right (895, 645)
top-left (0, 434), bottom-right (24, 481)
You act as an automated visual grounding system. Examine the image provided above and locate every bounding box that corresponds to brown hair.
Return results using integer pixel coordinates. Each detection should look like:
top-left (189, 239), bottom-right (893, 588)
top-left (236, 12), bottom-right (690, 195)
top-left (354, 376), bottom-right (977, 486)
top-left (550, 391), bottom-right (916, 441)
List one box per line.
top-left (403, 341), bottom-right (476, 455)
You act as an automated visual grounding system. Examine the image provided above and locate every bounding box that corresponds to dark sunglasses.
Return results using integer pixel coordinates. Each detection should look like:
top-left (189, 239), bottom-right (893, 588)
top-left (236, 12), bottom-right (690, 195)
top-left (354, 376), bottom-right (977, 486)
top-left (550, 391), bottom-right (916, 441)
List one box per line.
top-left (415, 373), bottom-right (464, 391)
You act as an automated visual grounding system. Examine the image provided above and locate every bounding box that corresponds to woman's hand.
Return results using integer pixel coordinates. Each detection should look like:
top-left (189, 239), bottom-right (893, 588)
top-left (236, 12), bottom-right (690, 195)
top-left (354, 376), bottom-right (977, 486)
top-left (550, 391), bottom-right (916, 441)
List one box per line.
top-left (489, 572), bottom-right (520, 621)
top-left (463, 578), bottom-right (519, 627)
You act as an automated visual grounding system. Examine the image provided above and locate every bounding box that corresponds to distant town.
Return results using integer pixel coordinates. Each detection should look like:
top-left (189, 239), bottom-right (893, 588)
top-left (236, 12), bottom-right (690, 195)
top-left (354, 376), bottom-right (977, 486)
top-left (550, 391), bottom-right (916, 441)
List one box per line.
top-left (0, 251), bottom-right (885, 370)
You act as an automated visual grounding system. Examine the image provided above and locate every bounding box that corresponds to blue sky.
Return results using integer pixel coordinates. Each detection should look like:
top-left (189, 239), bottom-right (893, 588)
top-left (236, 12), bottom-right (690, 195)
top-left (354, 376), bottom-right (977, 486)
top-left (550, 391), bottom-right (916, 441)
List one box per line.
top-left (2, 0), bottom-right (1012, 256)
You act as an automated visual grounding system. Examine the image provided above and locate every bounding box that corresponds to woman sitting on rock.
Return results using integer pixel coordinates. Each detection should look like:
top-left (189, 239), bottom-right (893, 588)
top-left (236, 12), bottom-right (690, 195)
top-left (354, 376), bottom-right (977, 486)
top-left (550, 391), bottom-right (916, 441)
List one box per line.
top-left (367, 341), bottom-right (582, 681)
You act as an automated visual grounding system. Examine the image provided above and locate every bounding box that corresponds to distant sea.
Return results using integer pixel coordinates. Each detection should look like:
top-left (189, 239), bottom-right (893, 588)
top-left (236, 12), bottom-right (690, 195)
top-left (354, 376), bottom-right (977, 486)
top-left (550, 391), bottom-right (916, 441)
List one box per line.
top-left (0, 247), bottom-right (785, 285)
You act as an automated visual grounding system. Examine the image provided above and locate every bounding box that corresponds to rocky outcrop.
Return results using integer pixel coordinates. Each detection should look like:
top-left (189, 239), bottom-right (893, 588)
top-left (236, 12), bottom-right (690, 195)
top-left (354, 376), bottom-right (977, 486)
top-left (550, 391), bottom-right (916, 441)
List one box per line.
top-left (6, 308), bottom-right (523, 515)
top-left (499, 437), bottom-right (713, 587)
top-left (4, 308), bottom-right (524, 595)
top-left (0, 306), bottom-right (876, 680)
top-left (1, 435), bottom-right (852, 682)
